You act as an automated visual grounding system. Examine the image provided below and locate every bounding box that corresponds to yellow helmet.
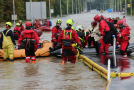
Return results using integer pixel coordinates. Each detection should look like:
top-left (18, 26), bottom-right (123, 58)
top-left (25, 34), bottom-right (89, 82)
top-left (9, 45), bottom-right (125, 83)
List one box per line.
top-left (6, 22), bottom-right (12, 27)
top-left (56, 19), bottom-right (62, 24)
top-left (76, 25), bottom-right (84, 32)
top-left (66, 19), bottom-right (73, 25)
top-left (16, 23), bottom-right (20, 26)
top-left (19, 20), bottom-right (22, 22)
top-left (71, 26), bottom-right (75, 30)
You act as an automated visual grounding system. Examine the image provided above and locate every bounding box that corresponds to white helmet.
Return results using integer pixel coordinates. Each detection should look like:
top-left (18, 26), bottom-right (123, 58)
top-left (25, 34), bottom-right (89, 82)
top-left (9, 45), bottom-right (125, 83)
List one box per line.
top-left (75, 25), bottom-right (84, 32)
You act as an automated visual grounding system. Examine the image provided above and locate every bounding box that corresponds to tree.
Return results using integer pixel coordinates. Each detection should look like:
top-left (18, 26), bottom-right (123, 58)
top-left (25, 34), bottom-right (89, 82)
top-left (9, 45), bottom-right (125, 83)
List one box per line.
top-left (0, 0), bottom-right (3, 22)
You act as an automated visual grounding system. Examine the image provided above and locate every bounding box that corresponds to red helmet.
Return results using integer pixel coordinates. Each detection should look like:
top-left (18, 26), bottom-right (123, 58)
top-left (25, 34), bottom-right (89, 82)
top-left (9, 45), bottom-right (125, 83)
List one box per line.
top-left (117, 20), bottom-right (123, 25)
top-left (36, 19), bottom-right (39, 22)
top-left (25, 22), bottom-right (31, 27)
top-left (94, 14), bottom-right (100, 22)
top-left (100, 15), bottom-right (104, 20)
top-left (91, 21), bottom-right (97, 27)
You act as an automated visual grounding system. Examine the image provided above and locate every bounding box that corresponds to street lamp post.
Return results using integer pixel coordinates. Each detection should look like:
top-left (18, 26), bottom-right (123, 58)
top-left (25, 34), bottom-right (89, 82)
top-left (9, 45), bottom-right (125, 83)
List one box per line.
top-left (13, 0), bottom-right (15, 27)
top-left (115, 0), bottom-right (116, 12)
top-left (120, 0), bottom-right (121, 11)
top-left (72, 0), bottom-right (73, 14)
top-left (67, 0), bottom-right (68, 15)
top-left (118, 0), bottom-right (119, 12)
top-left (125, 0), bottom-right (127, 16)
top-left (49, 0), bottom-right (51, 19)
top-left (76, 0), bottom-right (77, 14)
top-left (130, 0), bottom-right (132, 17)
top-left (60, 0), bottom-right (62, 17)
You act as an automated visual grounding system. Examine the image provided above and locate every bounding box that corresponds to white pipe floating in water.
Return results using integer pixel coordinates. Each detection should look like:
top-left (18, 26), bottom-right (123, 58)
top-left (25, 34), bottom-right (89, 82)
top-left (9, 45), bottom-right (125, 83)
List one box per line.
top-left (113, 37), bottom-right (117, 67)
top-left (108, 59), bottom-right (111, 81)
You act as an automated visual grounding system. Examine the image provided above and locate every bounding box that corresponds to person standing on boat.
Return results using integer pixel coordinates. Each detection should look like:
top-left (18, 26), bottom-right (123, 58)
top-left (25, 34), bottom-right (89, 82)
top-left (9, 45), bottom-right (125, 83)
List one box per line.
top-left (35, 19), bottom-right (40, 29)
top-left (13, 23), bottom-right (21, 40)
top-left (43, 19), bottom-right (50, 27)
top-left (1, 22), bottom-right (16, 61)
top-left (18, 22), bottom-right (39, 63)
top-left (85, 21), bottom-right (100, 55)
top-left (116, 20), bottom-right (130, 57)
top-left (19, 20), bottom-right (25, 32)
top-left (94, 14), bottom-right (111, 55)
top-left (58, 19), bottom-right (82, 65)
top-left (107, 16), bottom-right (114, 24)
top-left (51, 19), bottom-right (62, 50)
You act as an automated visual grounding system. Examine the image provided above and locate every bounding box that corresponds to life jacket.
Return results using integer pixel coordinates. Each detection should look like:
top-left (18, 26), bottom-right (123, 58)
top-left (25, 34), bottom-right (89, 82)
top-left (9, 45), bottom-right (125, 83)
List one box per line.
top-left (62, 29), bottom-right (74, 47)
top-left (21, 30), bottom-right (36, 44)
top-left (55, 27), bottom-right (62, 39)
top-left (2, 30), bottom-right (14, 48)
top-left (120, 27), bottom-right (130, 41)
top-left (14, 27), bottom-right (20, 36)
top-left (35, 22), bottom-right (40, 29)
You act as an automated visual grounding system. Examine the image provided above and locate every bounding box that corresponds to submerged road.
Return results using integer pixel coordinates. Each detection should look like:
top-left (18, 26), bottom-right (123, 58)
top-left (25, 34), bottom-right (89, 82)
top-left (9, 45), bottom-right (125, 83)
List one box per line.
top-left (0, 11), bottom-right (134, 90)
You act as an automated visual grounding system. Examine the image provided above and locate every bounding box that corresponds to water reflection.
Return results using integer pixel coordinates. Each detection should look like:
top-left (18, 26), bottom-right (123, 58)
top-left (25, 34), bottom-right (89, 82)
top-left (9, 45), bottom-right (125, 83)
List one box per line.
top-left (99, 54), bottom-right (131, 80)
top-left (0, 61), bottom-right (14, 89)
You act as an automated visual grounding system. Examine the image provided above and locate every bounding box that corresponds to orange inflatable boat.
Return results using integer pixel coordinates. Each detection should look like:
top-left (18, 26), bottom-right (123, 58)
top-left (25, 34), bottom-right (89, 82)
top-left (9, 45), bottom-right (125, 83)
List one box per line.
top-left (0, 40), bottom-right (52, 60)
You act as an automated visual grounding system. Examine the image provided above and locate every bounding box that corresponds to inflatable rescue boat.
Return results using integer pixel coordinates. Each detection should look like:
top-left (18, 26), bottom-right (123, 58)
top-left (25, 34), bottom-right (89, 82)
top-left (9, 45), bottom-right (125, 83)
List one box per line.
top-left (38, 26), bottom-right (52, 31)
top-left (50, 43), bottom-right (134, 56)
top-left (0, 40), bottom-right (52, 59)
top-left (33, 29), bottom-right (43, 37)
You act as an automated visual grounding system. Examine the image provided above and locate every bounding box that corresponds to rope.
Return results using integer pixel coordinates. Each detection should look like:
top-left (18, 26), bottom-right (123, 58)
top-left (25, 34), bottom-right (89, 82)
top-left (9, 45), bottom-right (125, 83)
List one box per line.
top-left (26, 39), bottom-right (30, 50)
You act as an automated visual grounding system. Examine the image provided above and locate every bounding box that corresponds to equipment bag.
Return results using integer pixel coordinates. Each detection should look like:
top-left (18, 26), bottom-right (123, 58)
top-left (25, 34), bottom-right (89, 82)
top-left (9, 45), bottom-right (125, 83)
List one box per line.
top-left (49, 21), bottom-right (52, 26)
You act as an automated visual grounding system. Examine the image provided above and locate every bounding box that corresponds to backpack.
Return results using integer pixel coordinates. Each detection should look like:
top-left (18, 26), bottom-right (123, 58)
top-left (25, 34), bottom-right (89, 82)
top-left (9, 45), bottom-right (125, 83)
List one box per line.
top-left (104, 20), bottom-right (117, 36)
top-left (49, 21), bottom-right (52, 26)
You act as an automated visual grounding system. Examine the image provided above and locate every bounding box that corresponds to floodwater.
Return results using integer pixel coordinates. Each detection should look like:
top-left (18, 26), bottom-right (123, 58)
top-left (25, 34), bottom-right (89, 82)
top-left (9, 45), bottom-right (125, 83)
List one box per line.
top-left (0, 11), bottom-right (134, 90)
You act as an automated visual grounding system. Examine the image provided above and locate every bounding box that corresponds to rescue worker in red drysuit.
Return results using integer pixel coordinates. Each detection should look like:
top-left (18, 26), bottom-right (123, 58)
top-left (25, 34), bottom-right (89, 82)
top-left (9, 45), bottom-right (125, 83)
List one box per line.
top-left (19, 20), bottom-right (25, 32)
top-left (94, 14), bottom-right (111, 55)
top-left (107, 16), bottom-right (114, 24)
top-left (51, 19), bottom-right (62, 49)
top-left (18, 22), bottom-right (39, 63)
top-left (13, 23), bottom-right (21, 40)
top-left (43, 19), bottom-right (50, 27)
top-left (116, 20), bottom-right (130, 57)
top-left (35, 19), bottom-right (40, 29)
top-left (58, 19), bottom-right (82, 65)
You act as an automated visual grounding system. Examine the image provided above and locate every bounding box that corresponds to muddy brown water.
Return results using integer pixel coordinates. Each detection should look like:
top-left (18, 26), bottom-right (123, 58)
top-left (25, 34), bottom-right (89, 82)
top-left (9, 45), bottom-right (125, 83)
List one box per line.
top-left (0, 12), bottom-right (134, 90)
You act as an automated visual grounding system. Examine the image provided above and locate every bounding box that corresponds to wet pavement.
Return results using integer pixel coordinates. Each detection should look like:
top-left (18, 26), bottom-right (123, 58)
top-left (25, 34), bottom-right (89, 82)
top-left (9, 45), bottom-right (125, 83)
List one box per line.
top-left (0, 11), bottom-right (134, 89)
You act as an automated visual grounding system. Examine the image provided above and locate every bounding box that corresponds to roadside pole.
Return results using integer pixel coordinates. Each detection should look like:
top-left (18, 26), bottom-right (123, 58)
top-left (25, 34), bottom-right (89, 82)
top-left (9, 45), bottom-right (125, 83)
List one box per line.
top-left (72, 0), bottom-right (73, 14)
top-left (49, 0), bottom-right (51, 19)
top-left (115, 0), bottom-right (116, 12)
top-left (30, 0), bottom-right (32, 26)
top-left (13, 0), bottom-right (15, 27)
top-left (76, 0), bottom-right (77, 14)
top-left (125, 0), bottom-right (127, 16)
top-left (130, 0), bottom-right (132, 17)
top-left (67, 0), bottom-right (68, 15)
top-left (60, 0), bottom-right (62, 17)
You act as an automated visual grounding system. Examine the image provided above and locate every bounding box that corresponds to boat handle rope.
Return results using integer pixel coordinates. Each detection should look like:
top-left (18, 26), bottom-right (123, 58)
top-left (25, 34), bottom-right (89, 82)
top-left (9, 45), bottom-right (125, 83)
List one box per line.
top-left (26, 39), bottom-right (30, 50)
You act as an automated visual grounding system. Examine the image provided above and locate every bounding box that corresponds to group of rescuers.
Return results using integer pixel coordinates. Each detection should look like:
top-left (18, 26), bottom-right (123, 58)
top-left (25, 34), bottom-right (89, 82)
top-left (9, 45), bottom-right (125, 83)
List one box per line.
top-left (0, 14), bottom-right (130, 65)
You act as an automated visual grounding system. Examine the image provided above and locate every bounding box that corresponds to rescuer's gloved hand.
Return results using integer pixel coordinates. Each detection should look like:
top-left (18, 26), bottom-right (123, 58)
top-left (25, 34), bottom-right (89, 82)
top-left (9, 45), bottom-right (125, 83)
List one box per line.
top-left (112, 35), bottom-right (115, 37)
top-left (72, 44), bottom-right (76, 48)
top-left (18, 46), bottom-right (21, 49)
top-left (14, 45), bottom-right (16, 49)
